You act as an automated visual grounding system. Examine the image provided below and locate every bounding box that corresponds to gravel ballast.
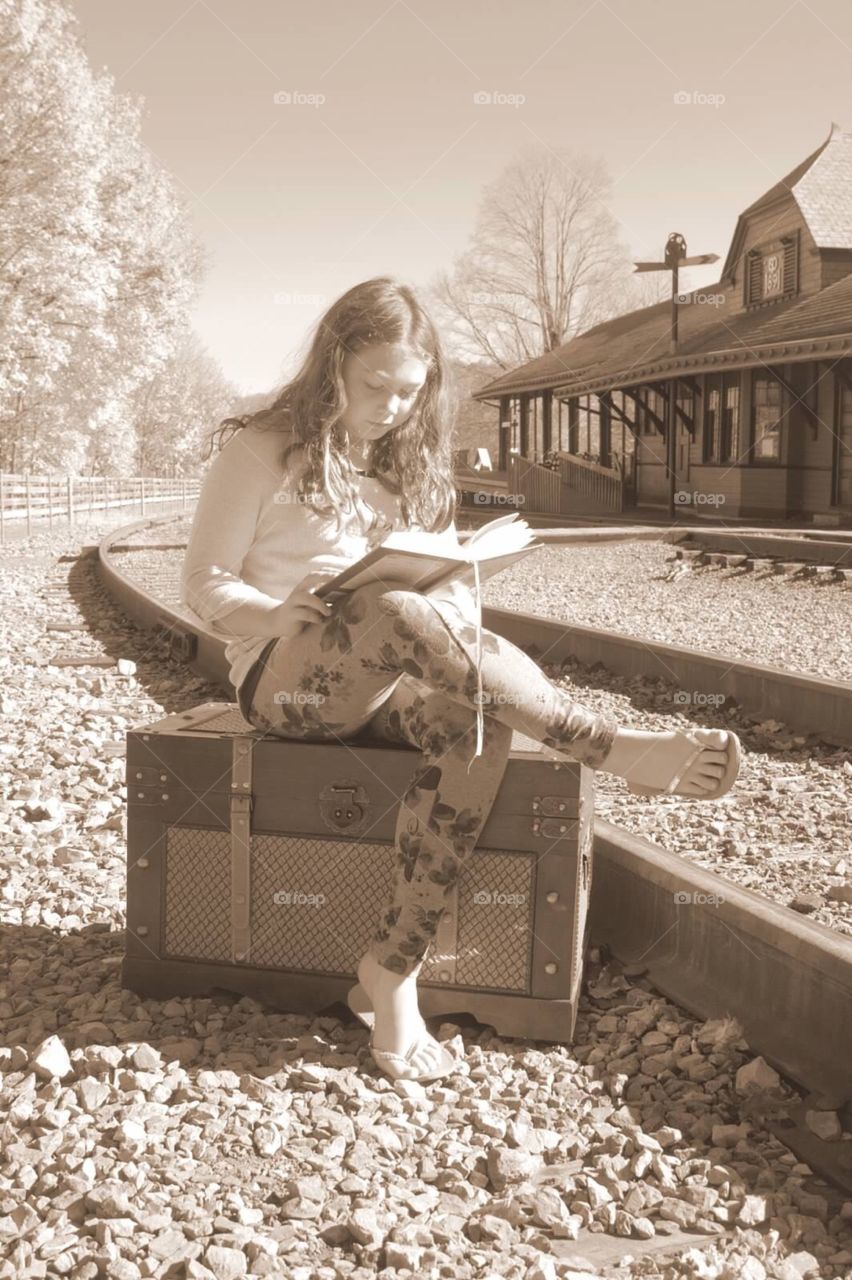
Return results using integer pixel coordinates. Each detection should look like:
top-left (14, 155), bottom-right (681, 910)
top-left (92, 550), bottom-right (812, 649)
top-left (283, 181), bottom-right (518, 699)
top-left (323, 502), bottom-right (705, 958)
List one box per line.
top-left (2, 519), bottom-right (852, 1280)
top-left (480, 541), bottom-right (852, 684)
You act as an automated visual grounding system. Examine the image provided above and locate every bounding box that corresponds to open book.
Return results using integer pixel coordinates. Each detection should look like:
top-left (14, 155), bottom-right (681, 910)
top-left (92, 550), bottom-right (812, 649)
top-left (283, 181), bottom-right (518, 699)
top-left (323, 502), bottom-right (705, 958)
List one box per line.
top-left (314, 513), bottom-right (542, 602)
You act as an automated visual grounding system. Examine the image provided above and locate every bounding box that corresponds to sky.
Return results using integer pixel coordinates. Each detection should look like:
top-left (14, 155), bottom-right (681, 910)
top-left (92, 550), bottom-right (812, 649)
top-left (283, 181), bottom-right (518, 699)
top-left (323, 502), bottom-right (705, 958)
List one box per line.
top-left (70, 0), bottom-right (852, 395)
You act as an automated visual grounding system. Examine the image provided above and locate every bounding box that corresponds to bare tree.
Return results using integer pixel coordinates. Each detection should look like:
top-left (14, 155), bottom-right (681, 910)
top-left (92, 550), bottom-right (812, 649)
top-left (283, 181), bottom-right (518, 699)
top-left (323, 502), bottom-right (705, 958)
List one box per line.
top-left (621, 267), bottom-right (671, 312)
top-left (427, 145), bottom-right (660, 369)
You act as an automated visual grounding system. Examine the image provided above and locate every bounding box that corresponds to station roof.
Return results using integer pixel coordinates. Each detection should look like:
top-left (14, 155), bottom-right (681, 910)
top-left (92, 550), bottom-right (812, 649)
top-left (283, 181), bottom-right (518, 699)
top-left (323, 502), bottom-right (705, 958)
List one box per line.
top-left (473, 125), bottom-right (852, 403)
top-left (472, 272), bottom-right (852, 401)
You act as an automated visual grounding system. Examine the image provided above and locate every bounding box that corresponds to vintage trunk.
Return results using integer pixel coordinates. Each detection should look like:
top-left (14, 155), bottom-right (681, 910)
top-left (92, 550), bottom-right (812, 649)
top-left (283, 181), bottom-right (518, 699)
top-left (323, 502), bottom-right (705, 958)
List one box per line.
top-left (123, 702), bottom-right (595, 1042)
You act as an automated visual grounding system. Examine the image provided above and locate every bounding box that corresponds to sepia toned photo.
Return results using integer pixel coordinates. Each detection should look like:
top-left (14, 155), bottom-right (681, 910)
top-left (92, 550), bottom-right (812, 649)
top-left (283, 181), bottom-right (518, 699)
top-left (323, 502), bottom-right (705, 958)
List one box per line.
top-left (1, 2), bottom-right (851, 1278)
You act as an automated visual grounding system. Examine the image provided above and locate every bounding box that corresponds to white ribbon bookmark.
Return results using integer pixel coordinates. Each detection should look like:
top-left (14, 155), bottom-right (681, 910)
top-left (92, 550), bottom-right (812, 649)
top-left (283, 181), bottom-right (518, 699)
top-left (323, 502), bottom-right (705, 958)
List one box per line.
top-left (467, 555), bottom-right (484, 773)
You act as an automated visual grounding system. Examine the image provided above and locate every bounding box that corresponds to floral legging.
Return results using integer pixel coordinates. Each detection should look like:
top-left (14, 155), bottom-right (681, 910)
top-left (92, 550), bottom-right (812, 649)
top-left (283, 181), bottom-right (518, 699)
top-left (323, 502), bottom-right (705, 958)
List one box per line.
top-left (239, 582), bottom-right (619, 977)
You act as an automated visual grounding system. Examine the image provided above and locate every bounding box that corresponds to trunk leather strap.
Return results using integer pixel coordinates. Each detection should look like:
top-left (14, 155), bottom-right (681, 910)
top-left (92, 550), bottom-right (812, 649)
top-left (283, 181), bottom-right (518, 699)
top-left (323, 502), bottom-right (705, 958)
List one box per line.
top-left (230, 737), bottom-right (253, 963)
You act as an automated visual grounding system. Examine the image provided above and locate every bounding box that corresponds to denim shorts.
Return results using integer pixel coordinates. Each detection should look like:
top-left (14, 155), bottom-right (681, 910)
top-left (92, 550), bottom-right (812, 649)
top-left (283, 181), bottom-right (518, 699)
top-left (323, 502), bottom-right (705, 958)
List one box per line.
top-left (236, 638), bottom-right (279, 722)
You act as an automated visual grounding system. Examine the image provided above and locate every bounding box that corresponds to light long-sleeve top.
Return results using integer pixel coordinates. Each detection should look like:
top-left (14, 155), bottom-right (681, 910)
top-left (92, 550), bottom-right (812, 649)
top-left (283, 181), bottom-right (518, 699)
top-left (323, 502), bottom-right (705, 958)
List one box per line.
top-left (180, 421), bottom-right (471, 694)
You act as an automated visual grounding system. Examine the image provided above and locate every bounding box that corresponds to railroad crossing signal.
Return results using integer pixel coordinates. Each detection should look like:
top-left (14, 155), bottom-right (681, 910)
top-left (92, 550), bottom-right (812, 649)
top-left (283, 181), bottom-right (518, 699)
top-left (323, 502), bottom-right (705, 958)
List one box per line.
top-left (633, 233), bottom-right (720, 519)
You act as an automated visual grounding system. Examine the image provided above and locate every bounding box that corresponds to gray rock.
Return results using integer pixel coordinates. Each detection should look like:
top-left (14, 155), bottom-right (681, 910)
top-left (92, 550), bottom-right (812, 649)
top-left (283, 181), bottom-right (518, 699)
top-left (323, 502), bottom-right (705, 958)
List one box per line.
top-left (473, 1214), bottom-right (515, 1246)
top-left (737, 1195), bottom-right (768, 1225)
top-left (384, 1241), bottom-right (423, 1270)
top-left (148, 1229), bottom-right (190, 1261)
top-left (32, 1035), bottom-right (73, 1080)
top-left (345, 1208), bottom-right (384, 1248)
top-left (201, 1245), bottom-right (247, 1279)
top-left (735, 1056), bottom-right (782, 1092)
top-left (789, 893), bottom-right (822, 914)
top-left (656, 1197), bottom-right (699, 1228)
top-left (804, 1110), bottom-right (842, 1141)
top-left (130, 1045), bottom-right (163, 1072)
top-left (486, 1146), bottom-right (540, 1191)
top-left (528, 1187), bottom-right (578, 1237)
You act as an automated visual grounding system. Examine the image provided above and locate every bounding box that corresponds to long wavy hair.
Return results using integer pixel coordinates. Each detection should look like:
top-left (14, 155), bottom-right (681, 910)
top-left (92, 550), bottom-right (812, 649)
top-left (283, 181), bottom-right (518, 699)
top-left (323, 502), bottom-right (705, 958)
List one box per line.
top-left (205, 276), bottom-right (457, 536)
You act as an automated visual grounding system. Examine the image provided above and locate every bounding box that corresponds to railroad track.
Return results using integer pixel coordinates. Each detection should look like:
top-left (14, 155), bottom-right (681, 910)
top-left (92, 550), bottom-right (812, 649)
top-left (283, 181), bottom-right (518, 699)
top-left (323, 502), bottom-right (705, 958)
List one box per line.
top-left (666, 529), bottom-right (852, 582)
top-left (92, 512), bottom-right (852, 1196)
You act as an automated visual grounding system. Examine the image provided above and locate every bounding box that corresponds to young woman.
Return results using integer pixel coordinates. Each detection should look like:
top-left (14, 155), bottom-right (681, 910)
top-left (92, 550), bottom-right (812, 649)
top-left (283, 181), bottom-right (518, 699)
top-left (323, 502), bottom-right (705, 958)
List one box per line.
top-left (181, 277), bottom-right (740, 1085)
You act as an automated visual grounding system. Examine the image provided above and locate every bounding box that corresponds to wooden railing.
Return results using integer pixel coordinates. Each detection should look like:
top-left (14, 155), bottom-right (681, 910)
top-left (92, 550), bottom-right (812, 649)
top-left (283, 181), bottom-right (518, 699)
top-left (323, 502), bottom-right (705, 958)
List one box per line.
top-left (507, 454), bottom-right (563, 514)
top-left (558, 452), bottom-right (625, 513)
top-left (0, 473), bottom-right (201, 543)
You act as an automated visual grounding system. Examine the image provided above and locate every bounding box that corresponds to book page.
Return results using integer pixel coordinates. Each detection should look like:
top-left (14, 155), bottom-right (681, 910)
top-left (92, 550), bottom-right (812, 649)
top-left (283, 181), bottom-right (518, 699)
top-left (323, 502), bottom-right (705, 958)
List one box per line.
top-left (380, 528), bottom-right (465, 558)
top-left (317, 551), bottom-right (457, 600)
top-left (465, 512), bottom-right (523, 547)
top-left (381, 514), bottom-right (533, 562)
top-left (314, 521), bottom-right (542, 601)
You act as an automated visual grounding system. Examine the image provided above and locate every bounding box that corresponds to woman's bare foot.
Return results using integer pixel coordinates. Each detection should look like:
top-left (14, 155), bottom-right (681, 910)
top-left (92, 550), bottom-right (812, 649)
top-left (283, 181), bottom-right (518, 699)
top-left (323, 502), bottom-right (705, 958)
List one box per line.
top-left (356, 951), bottom-right (435, 1057)
top-left (599, 727), bottom-right (730, 795)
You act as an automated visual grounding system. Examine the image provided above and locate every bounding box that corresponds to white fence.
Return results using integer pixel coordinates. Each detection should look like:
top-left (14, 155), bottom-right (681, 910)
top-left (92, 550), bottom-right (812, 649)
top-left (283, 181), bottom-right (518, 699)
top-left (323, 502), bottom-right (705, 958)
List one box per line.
top-left (0, 473), bottom-right (201, 543)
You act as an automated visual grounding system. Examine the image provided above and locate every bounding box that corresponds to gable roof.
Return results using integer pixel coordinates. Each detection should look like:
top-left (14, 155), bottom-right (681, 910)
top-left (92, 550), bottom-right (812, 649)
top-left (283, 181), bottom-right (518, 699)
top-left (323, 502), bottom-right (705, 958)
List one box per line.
top-left (721, 122), bottom-right (852, 279)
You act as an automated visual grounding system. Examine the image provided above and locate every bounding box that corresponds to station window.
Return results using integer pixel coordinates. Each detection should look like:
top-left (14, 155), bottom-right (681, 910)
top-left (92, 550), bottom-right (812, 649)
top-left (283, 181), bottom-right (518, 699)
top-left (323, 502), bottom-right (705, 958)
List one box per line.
top-left (704, 387), bottom-right (719, 461)
top-left (643, 388), bottom-right (664, 436)
top-left (721, 380), bottom-right (740, 462)
top-left (576, 396), bottom-right (590, 453)
top-left (675, 382), bottom-right (695, 444)
top-left (751, 375), bottom-right (784, 462)
top-left (613, 390), bottom-right (629, 427)
top-left (530, 395), bottom-right (541, 460)
top-left (555, 398), bottom-right (569, 451)
top-left (572, 394), bottom-right (601, 456)
top-left (703, 373), bottom-right (739, 463)
top-left (620, 393), bottom-right (636, 455)
top-left (609, 390), bottom-right (636, 464)
top-left (588, 395), bottom-right (600, 456)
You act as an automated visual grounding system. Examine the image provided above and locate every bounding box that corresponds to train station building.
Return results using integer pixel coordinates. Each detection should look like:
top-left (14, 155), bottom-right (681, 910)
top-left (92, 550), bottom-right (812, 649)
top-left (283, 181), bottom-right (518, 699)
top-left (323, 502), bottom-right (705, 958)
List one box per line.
top-left (472, 124), bottom-right (852, 523)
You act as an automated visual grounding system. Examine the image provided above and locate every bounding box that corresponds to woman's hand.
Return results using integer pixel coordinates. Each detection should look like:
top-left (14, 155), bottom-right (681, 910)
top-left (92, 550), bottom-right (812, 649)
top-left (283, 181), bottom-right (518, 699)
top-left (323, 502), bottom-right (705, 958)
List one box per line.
top-left (271, 571), bottom-right (339, 639)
